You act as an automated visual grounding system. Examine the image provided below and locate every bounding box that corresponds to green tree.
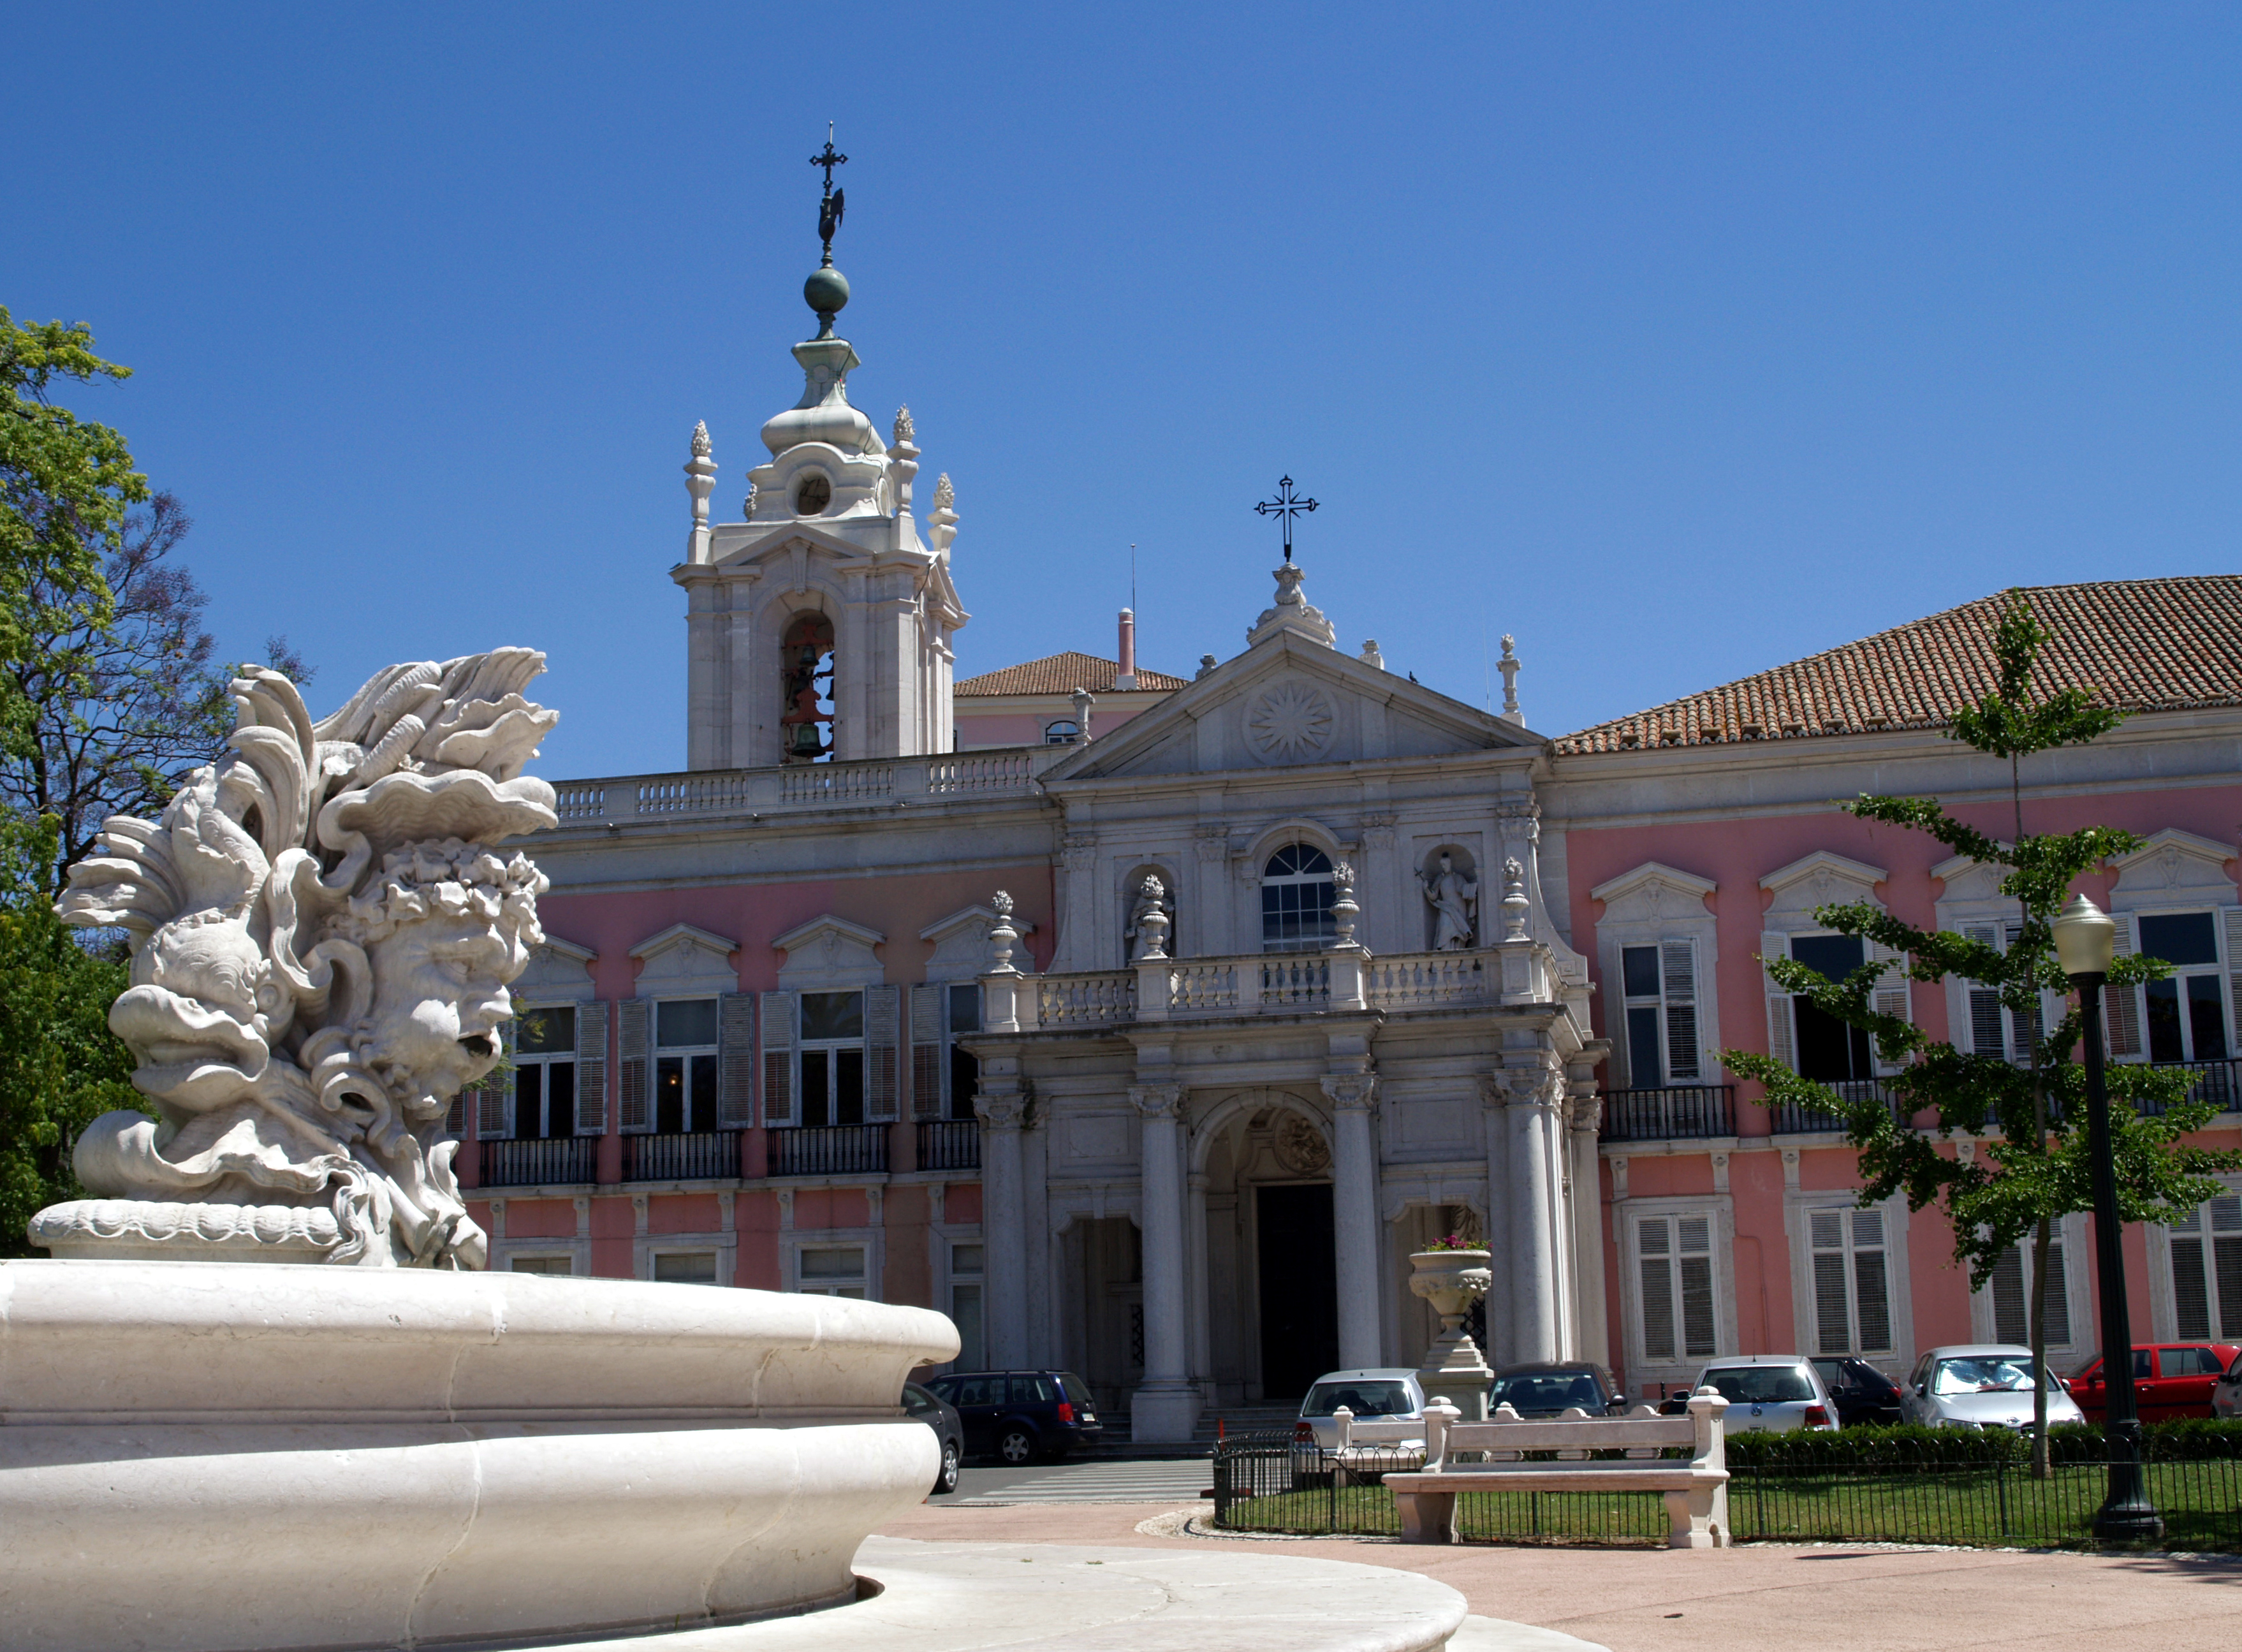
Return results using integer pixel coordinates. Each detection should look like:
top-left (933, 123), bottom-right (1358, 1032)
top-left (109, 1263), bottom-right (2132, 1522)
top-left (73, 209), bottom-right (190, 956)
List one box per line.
top-left (1724, 591), bottom-right (2242, 1475)
top-left (0, 814), bottom-right (139, 1255)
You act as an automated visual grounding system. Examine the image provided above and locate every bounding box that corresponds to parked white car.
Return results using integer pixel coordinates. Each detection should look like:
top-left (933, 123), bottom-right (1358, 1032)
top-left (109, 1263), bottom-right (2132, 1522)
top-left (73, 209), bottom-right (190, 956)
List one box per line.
top-left (1901, 1345), bottom-right (2087, 1431)
top-left (1685, 1355), bottom-right (1840, 1433)
top-left (2213, 1352), bottom-right (2242, 1419)
top-left (1295, 1368), bottom-right (1426, 1450)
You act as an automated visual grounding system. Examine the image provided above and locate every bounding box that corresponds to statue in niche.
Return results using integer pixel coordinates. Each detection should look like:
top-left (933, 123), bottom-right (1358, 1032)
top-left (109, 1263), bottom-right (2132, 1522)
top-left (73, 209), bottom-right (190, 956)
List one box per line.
top-left (1124, 873), bottom-right (1173, 962)
top-left (1420, 851), bottom-right (1479, 951)
top-left (40, 652), bottom-right (559, 1268)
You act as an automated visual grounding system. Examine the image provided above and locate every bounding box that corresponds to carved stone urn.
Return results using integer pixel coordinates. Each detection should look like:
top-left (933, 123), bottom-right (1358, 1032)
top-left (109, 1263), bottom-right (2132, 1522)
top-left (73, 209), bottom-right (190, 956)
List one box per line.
top-left (1409, 1248), bottom-right (1495, 1421)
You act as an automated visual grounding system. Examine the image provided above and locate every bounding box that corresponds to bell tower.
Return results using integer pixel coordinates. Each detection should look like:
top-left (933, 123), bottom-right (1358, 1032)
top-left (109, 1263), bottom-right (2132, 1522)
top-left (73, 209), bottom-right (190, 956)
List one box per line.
top-left (673, 138), bottom-right (967, 770)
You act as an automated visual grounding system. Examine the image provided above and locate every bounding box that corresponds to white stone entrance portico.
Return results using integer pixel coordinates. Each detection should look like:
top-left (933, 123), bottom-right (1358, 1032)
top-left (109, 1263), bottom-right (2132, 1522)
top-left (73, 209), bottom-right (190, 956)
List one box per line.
top-left (963, 564), bottom-right (1610, 1442)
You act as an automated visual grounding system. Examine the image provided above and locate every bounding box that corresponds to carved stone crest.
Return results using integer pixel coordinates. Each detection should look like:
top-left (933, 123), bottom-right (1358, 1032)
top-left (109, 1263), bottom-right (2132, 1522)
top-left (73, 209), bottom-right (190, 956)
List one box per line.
top-left (1271, 1111), bottom-right (1332, 1175)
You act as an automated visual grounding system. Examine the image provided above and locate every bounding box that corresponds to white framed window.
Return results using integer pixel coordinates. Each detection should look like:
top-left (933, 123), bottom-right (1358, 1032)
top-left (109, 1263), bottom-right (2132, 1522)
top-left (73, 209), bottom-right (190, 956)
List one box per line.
top-left (2132, 911), bottom-right (2236, 1065)
top-left (509, 1254), bottom-right (573, 1275)
top-left (1261, 844), bottom-right (1336, 954)
top-left (654, 998), bottom-right (720, 1133)
top-left (949, 1241), bottom-right (985, 1368)
top-left (798, 1244), bottom-right (868, 1297)
top-left (1955, 923), bottom-right (2050, 1064)
top-left (1808, 1207), bottom-right (1895, 1357)
top-left (798, 990), bottom-right (867, 1127)
top-left (1634, 1211), bottom-right (1719, 1365)
top-left (1043, 720), bottom-right (1079, 745)
top-left (2165, 1193), bottom-right (2242, 1341)
top-left (1620, 940), bottom-right (1701, 1087)
top-left (652, 1248), bottom-right (719, 1285)
top-left (509, 1005), bottom-right (580, 1139)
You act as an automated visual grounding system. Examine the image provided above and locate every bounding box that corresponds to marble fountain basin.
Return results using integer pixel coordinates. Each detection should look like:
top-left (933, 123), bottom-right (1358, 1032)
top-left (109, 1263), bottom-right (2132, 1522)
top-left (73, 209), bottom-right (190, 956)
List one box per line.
top-left (0, 1259), bottom-right (955, 1652)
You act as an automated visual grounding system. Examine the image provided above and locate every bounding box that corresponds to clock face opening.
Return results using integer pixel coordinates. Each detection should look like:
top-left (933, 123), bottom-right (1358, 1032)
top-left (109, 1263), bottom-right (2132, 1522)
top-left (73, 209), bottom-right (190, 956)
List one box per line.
top-left (795, 474), bottom-right (833, 516)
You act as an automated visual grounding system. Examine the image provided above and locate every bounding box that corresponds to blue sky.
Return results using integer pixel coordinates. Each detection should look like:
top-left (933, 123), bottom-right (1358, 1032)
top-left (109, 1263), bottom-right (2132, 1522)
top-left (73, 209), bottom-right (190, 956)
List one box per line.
top-left (8, 3), bottom-right (2238, 777)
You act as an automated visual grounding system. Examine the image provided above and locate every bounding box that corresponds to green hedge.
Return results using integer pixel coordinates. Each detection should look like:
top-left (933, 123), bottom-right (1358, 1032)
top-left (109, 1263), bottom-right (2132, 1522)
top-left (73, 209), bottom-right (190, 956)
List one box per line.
top-left (1724, 1417), bottom-right (2242, 1470)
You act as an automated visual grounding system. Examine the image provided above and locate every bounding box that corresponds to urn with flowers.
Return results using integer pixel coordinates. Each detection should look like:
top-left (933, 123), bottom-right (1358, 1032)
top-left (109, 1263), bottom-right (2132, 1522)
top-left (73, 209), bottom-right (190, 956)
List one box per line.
top-left (1409, 1236), bottom-right (1494, 1419)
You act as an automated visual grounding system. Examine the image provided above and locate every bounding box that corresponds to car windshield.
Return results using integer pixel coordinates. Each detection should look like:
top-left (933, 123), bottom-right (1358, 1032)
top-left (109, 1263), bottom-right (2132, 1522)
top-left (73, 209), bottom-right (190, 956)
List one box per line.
top-left (1302, 1380), bottom-right (1413, 1417)
top-left (1059, 1372), bottom-right (1095, 1408)
top-left (1490, 1373), bottom-right (1604, 1411)
top-left (1703, 1367), bottom-right (1814, 1405)
top-left (1933, 1356), bottom-right (2056, 1394)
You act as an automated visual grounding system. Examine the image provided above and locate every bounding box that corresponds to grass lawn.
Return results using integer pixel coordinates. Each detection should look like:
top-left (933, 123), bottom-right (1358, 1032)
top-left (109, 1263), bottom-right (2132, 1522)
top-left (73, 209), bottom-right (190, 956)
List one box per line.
top-left (1219, 1461), bottom-right (2242, 1551)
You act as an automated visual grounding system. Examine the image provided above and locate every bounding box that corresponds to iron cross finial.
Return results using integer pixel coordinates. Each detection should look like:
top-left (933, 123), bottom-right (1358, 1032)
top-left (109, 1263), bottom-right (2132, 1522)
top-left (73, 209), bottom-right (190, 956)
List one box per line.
top-left (1254, 476), bottom-right (1319, 564)
top-left (810, 122), bottom-right (848, 266)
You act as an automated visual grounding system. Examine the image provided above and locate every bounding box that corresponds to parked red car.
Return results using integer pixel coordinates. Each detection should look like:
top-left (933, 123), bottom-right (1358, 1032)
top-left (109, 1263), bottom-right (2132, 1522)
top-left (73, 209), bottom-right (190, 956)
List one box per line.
top-left (2070, 1343), bottom-right (2241, 1423)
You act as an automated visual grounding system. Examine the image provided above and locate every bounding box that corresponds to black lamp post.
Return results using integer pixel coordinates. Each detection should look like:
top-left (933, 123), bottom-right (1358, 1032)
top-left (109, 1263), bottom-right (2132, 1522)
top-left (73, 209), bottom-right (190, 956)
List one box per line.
top-left (2053, 893), bottom-right (2163, 1543)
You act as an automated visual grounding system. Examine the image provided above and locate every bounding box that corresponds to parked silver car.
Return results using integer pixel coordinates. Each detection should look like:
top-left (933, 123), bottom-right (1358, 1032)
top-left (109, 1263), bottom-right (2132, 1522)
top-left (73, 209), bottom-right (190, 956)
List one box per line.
top-left (1294, 1368), bottom-right (1426, 1450)
top-left (1685, 1356), bottom-right (1839, 1433)
top-left (1901, 1345), bottom-right (2087, 1431)
top-left (2213, 1351), bottom-right (2242, 1419)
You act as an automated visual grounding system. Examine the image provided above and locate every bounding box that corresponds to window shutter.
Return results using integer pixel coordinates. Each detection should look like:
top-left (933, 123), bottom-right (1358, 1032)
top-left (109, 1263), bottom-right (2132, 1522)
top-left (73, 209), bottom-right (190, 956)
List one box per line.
top-left (2041, 1236), bottom-right (2072, 1347)
top-left (2002, 922), bottom-right (2044, 1062)
top-left (2224, 910), bottom-right (2242, 1057)
top-left (717, 992), bottom-right (757, 1128)
top-left (1963, 925), bottom-right (2005, 1057)
top-left (1868, 939), bottom-right (1912, 1076)
top-left (445, 1092), bottom-right (469, 1137)
top-left (910, 983), bottom-right (946, 1120)
top-left (1989, 1245), bottom-right (2028, 1345)
top-left (617, 998), bottom-right (651, 1132)
top-left (760, 990), bottom-right (797, 1125)
top-left (574, 1000), bottom-right (608, 1134)
top-left (477, 1080), bottom-right (509, 1141)
top-left (1677, 1215), bottom-right (1717, 1359)
top-left (1762, 932), bottom-right (1796, 1071)
top-left (865, 984), bottom-right (900, 1121)
top-left (2107, 915), bottom-right (2143, 1058)
top-left (1852, 1210), bottom-right (1891, 1354)
top-left (1811, 1210), bottom-right (1850, 1354)
top-left (2214, 1195), bottom-right (2242, 1340)
top-left (1637, 1217), bottom-right (1675, 1363)
top-left (1661, 939), bottom-right (1701, 1081)
top-left (2171, 1206), bottom-right (2212, 1341)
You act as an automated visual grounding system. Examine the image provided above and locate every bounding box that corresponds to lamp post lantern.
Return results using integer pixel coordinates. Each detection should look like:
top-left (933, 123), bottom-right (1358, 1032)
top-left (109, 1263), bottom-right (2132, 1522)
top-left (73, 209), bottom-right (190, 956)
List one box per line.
top-left (2053, 893), bottom-right (2163, 1543)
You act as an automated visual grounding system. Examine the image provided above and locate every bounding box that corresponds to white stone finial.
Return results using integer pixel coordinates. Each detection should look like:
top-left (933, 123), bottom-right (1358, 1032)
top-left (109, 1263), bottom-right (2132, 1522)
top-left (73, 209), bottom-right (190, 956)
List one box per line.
top-left (1247, 561), bottom-right (1337, 650)
top-left (934, 472), bottom-right (954, 510)
top-left (988, 890), bottom-right (1018, 972)
top-left (743, 479), bottom-right (758, 519)
top-left (684, 422), bottom-right (717, 560)
top-left (1359, 639), bottom-right (1386, 672)
top-left (1498, 634), bottom-right (1522, 724)
top-left (1330, 859), bottom-right (1359, 949)
top-left (893, 406), bottom-right (915, 445)
top-left (928, 472), bottom-right (958, 559)
top-left (1500, 857), bottom-right (1530, 941)
top-left (1128, 874), bottom-right (1171, 961)
top-left (691, 419), bottom-right (712, 458)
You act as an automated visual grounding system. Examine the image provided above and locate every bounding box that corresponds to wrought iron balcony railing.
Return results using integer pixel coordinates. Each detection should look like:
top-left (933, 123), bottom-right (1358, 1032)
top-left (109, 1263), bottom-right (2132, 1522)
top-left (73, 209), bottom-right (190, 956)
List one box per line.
top-left (1769, 1078), bottom-right (1912, 1135)
top-left (916, 1120), bottom-right (981, 1171)
top-left (770, 1123), bottom-right (890, 1178)
top-left (1599, 1085), bottom-right (1734, 1143)
top-left (480, 1136), bottom-right (599, 1188)
top-left (623, 1130), bottom-right (742, 1182)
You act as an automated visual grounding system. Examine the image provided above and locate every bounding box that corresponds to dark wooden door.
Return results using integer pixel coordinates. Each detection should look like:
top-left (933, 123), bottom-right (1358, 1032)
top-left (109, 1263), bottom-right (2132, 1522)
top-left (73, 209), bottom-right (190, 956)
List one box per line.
top-left (1257, 1183), bottom-right (1338, 1400)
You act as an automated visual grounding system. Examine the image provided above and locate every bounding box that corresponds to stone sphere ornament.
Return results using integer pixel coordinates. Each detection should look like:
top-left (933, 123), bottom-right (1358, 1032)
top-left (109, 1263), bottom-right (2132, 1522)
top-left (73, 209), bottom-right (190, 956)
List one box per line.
top-left (36, 651), bottom-right (562, 1268)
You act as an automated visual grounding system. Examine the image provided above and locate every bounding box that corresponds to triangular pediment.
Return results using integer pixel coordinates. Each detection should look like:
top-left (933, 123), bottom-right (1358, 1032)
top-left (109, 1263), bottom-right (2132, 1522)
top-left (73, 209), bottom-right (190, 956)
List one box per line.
top-left (1039, 631), bottom-right (1534, 782)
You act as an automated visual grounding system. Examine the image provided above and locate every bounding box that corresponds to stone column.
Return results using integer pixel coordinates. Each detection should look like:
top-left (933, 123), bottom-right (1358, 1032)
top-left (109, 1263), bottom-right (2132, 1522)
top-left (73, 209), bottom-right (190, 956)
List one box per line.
top-left (1129, 1083), bottom-right (1201, 1443)
top-left (974, 1093), bottom-right (1030, 1368)
top-left (1566, 1083), bottom-right (1611, 1368)
top-left (1322, 1072), bottom-right (1384, 1370)
top-left (1503, 1064), bottom-right (1564, 1364)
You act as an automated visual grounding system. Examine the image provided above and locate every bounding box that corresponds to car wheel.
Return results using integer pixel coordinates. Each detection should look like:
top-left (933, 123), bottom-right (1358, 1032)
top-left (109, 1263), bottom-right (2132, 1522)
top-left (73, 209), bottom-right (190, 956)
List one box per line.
top-left (932, 1437), bottom-right (961, 1496)
top-left (998, 1426), bottom-right (1037, 1465)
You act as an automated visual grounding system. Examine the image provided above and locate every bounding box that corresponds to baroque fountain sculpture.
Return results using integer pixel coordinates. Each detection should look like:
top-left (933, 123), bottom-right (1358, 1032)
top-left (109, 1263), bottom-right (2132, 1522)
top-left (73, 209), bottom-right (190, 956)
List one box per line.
top-left (40, 651), bottom-right (559, 1267)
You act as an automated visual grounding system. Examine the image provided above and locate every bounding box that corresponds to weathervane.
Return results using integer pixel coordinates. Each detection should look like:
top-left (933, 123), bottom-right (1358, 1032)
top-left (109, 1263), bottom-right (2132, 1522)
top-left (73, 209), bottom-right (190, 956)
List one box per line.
top-left (1254, 476), bottom-right (1318, 564)
top-left (811, 122), bottom-right (847, 267)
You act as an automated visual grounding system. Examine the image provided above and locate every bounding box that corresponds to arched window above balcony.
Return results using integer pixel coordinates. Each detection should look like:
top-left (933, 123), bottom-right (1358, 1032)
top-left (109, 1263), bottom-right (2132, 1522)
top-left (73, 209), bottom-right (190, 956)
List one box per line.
top-left (1261, 844), bottom-right (1335, 954)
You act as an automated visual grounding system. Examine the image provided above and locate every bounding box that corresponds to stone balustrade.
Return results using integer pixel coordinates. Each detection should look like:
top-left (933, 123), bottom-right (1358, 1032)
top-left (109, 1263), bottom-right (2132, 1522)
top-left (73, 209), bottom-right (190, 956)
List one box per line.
top-left (989, 947), bottom-right (1528, 1030)
top-left (551, 747), bottom-right (1060, 825)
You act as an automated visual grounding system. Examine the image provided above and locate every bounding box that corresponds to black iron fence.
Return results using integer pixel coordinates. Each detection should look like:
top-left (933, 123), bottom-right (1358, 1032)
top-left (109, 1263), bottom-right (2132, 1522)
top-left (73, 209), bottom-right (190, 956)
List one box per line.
top-left (1600, 1086), bottom-right (1734, 1143)
top-left (1212, 1428), bottom-right (2242, 1551)
top-left (2136, 1056), bottom-right (2242, 1117)
top-left (769, 1123), bottom-right (890, 1177)
top-left (916, 1120), bottom-right (980, 1171)
top-left (1769, 1078), bottom-right (1912, 1135)
top-left (623, 1130), bottom-right (740, 1182)
top-left (480, 1136), bottom-right (599, 1188)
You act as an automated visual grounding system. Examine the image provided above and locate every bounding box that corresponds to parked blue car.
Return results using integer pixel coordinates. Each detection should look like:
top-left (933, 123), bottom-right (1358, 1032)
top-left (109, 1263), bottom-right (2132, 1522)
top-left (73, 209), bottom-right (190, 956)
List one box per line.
top-left (923, 1369), bottom-right (1103, 1464)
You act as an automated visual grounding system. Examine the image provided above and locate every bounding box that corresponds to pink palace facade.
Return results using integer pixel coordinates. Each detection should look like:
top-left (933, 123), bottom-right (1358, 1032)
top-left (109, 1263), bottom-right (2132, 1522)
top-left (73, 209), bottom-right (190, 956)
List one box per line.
top-left (458, 277), bottom-right (2242, 1441)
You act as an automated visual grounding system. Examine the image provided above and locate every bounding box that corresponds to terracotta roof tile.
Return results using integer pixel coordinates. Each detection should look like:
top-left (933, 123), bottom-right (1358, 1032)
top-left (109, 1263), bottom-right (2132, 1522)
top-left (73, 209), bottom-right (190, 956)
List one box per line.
top-left (1552, 576), bottom-right (2242, 755)
top-left (954, 651), bottom-right (1190, 697)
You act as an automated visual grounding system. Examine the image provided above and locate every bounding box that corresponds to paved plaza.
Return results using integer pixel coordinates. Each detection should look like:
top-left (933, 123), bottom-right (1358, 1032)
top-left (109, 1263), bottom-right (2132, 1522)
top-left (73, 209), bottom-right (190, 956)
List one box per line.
top-left (879, 1491), bottom-right (2242, 1652)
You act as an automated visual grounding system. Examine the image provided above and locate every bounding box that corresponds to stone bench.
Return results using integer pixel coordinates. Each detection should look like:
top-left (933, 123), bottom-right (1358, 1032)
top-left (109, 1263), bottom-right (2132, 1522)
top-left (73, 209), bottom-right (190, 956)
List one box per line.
top-left (1322, 1405), bottom-right (1428, 1483)
top-left (1385, 1387), bottom-right (1731, 1549)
